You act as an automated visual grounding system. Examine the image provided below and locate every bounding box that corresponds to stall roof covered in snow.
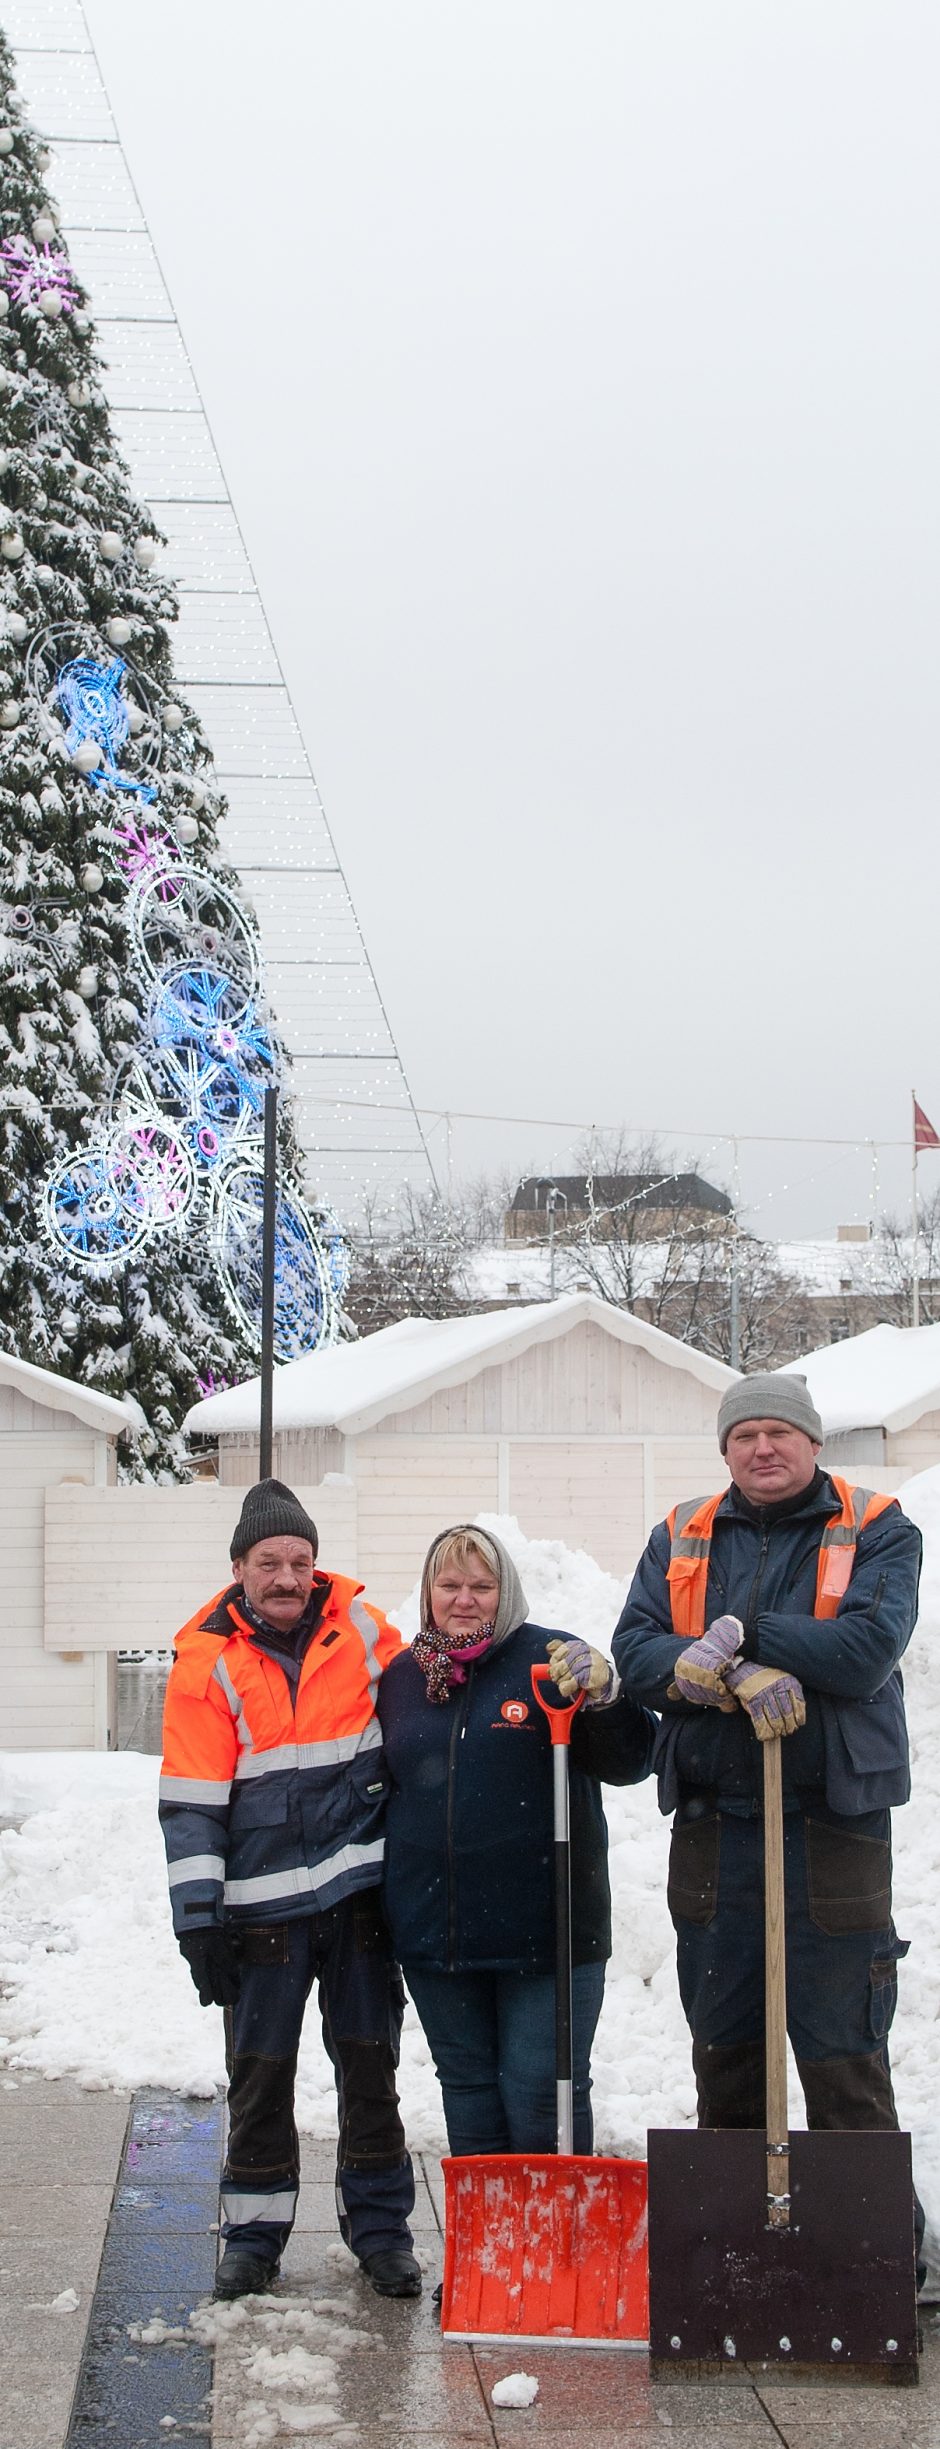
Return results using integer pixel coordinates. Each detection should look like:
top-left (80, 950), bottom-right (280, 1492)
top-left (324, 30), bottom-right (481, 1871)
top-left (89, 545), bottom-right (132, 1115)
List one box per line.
top-left (0, 1348), bottom-right (138, 1437)
top-left (778, 1323), bottom-right (940, 1434)
top-left (183, 1293), bottom-right (739, 1440)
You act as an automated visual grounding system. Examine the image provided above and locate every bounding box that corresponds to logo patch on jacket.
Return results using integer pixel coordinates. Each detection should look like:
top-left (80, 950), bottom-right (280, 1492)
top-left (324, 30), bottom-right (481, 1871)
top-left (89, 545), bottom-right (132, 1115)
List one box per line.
top-left (500, 1699), bottom-right (529, 1726)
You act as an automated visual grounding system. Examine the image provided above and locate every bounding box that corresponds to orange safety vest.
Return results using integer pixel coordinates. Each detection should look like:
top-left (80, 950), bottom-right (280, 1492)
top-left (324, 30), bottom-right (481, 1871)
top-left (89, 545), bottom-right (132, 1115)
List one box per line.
top-left (665, 1474), bottom-right (897, 1644)
top-left (160, 1575), bottom-right (404, 1928)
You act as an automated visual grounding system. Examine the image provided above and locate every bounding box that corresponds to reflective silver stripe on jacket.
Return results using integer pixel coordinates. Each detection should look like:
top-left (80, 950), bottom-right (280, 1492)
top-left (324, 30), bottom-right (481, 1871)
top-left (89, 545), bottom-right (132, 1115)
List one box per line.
top-left (669, 1496), bottom-right (714, 1560)
top-left (159, 1776), bottom-right (233, 1805)
top-left (819, 1485), bottom-right (879, 1550)
top-left (168, 1853), bottom-right (226, 1888)
top-left (212, 1655), bottom-right (255, 1753)
top-left (221, 2188), bottom-right (297, 2227)
top-left (232, 1724), bottom-right (383, 1781)
top-left (349, 1594), bottom-right (385, 1712)
top-left (223, 1838), bottom-right (384, 1908)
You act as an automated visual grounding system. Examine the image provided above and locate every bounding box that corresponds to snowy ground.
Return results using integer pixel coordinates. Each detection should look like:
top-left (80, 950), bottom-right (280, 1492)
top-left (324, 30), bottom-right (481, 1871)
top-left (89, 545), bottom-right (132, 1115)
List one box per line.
top-left (0, 1488), bottom-right (937, 2240)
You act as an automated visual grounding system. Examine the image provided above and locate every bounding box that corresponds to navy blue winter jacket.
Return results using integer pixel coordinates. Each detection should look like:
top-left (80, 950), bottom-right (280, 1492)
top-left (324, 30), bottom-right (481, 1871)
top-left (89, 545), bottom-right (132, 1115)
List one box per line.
top-left (612, 1471), bottom-right (921, 1818)
top-left (377, 1622), bottom-right (656, 1974)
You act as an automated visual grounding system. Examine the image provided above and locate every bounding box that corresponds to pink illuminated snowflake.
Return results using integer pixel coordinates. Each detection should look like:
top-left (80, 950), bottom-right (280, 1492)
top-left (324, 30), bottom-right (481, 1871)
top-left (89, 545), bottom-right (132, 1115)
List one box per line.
top-left (0, 236), bottom-right (80, 313)
top-left (110, 812), bottom-right (181, 896)
top-left (196, 1369), bottom-right (231, 1399)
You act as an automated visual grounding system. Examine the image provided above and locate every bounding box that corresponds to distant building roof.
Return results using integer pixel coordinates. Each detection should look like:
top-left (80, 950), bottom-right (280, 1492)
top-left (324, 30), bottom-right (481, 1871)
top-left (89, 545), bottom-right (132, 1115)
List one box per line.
top-left (0, 1348), bottom-right (138, 1437)
top-left (509, 1174), bottom-right (733, 1217)
top-left (184, 1292), bottom-right (738, 1440)
top-left (778, 1323), bottom-right (940, 1434)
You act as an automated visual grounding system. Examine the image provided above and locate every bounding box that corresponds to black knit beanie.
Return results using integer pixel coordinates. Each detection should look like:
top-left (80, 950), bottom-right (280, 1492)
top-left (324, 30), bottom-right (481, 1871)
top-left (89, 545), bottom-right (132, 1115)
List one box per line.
top-left (230, 1478), bottom-right (319, 1561)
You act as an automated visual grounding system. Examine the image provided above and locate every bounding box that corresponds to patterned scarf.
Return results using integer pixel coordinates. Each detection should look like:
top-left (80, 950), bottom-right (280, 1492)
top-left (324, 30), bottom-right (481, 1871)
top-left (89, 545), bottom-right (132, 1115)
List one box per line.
top-left (412, 1622), bottom-right (496, 1705)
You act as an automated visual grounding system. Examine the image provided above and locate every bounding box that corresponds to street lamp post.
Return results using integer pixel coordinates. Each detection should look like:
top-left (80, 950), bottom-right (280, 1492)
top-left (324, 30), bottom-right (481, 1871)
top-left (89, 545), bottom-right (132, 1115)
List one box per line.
top-left (546, 1185), bottom-right (568, 1300)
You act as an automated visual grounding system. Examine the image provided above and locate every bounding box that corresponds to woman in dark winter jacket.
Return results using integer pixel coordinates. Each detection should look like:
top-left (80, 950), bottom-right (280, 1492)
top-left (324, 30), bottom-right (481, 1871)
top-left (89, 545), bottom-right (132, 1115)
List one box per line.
top-left (377, 1524), bottom-right (655, 2156)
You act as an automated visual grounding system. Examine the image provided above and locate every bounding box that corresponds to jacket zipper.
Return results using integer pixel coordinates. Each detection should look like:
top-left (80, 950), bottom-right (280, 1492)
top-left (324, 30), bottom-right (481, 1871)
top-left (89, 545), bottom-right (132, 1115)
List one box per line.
top-left (446, 1670), bottom-right (473, 1972)
top-left (746, 1523), bottom-right (771, 1638)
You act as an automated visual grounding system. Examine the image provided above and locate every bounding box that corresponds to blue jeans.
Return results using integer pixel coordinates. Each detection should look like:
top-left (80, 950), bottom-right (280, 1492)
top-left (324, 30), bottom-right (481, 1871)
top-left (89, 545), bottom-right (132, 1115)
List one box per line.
top-left (405, 1962), bottom-right (607, 2155)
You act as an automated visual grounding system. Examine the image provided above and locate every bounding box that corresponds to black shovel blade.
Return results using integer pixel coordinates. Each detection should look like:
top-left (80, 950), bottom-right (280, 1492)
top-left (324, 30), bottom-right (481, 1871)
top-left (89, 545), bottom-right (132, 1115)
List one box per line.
top-left (647, 2127), bottom-right (917, 2377)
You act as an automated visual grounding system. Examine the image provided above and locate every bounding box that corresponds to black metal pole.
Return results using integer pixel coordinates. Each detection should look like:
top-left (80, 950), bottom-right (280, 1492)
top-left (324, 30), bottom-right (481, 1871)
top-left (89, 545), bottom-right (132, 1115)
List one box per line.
top-left (259, 1085), bottom-right (277, 1480)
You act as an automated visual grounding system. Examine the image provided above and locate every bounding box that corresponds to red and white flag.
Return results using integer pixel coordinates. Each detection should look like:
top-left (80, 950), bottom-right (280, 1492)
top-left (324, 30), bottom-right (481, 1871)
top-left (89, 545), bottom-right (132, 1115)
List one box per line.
top-left (913, 1096), bottom-right (940, 1153)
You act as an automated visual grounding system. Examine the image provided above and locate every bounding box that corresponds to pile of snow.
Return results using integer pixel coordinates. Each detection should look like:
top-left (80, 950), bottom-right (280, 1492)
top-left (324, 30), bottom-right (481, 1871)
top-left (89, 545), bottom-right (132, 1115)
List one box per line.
top-left (0, 1497), bottom-right (938, 2237)
top-left (129, 2288), bottom-right (381, 2446)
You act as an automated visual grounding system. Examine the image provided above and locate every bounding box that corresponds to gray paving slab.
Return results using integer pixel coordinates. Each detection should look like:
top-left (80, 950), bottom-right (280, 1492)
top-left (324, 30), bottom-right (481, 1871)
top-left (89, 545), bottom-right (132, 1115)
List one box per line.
top-left (0, 2238), bottom-right (104, 2295)
top-left (0, 2079), bottom-right (131, 2449)
top-left (2, 2181), bottom-right (121, 2239)
top-left (0, 2373), bottom-right (77, 2449)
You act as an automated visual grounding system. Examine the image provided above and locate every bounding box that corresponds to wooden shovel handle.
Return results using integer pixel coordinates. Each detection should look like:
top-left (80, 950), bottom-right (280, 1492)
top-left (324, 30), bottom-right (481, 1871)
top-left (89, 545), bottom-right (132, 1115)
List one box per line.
top-left (763, 1736), bottom-right (791, 2229)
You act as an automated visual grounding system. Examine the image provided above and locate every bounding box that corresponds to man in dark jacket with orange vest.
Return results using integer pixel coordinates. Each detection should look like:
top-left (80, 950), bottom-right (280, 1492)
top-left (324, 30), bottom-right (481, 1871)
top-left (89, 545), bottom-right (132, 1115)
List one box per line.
top-left (160, 1479), bottom-right (420, 2303)
top-left (612, 1373), bottom-right (924, 2275)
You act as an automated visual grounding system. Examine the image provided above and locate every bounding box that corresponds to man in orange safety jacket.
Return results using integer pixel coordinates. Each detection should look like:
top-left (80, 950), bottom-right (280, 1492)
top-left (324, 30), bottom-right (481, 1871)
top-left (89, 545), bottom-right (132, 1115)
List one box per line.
top-left (160, 1477), bottom-right (420, 2302)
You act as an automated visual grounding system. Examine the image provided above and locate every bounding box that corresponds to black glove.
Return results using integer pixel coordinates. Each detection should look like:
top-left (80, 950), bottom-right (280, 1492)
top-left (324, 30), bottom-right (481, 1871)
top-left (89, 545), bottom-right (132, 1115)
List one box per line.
top-left (179, 1927), bottom-right (243, 2008)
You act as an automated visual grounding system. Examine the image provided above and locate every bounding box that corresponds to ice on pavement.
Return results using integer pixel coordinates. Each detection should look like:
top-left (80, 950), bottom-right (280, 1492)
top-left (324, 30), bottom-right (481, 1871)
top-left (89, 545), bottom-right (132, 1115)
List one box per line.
top-left (0, 1488), bottom-right (938, 2236)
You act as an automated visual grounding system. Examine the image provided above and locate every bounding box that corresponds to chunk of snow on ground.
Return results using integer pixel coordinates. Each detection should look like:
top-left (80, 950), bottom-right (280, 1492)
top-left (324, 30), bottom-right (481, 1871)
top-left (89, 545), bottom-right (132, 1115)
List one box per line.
top-left (491, 2371), bottom-right (540, 2406)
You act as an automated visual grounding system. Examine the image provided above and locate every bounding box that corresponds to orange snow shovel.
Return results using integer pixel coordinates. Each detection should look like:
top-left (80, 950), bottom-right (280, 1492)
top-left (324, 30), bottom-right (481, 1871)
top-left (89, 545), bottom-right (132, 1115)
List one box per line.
top-left (440, 1663), bottom-right (649, 2347)
top-left (647, 1735), bottom-right (918, 2380)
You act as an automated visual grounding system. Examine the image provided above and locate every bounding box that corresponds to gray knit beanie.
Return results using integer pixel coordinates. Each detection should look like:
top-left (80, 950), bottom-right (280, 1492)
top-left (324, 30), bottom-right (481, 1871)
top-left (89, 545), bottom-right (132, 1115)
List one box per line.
top-left (717, 1373), bottom-right (823, 1455)
top-left (230, 1478), bottom-right (319, 1561)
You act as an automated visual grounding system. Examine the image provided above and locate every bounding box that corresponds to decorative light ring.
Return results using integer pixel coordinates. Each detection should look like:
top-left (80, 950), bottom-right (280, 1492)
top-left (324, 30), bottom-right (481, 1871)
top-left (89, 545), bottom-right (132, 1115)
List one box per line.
top-left (147, 1039), bottom-right (265, 1148)
top-left (128, 867), bottom-right (260, 997)
top-left (148, 964), bottom-right (278, 1115)
top-left (25, 623), bottom-right (162, 779)
top-left (42, 1146), bottom-right (150, 1271)
top-left (108, 1118), bottom-right (197, 1228)
top-left (209, 1151), bottom-right (334, 1360)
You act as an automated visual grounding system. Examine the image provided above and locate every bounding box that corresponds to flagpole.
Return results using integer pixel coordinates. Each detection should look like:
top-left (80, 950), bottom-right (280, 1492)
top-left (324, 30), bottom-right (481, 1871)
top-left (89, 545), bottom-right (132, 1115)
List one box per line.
top-left (912, 1091), bottom-right (920, 1330)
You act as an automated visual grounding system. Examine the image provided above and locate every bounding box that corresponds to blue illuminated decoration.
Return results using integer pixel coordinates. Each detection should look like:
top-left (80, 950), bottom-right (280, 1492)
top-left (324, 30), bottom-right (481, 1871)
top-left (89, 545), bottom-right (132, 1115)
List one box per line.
top-left (57, 656), bottom-right (157, 799)
top-left (42, 1149), bottom-right (149, 1268)
top-left (149, 966), bottom-right (277, 1120)
top-left (210, 1155), bottom-right (333, 1362)
top-left (38, 648), bottom-right (348, 1344)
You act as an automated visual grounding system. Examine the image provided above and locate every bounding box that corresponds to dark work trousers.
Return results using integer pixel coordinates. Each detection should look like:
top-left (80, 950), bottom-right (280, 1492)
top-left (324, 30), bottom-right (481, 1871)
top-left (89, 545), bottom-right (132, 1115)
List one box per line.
top-left (668, 1797), bottom-right (925, 2272)
top-left (221, 1892), bottom-right (415, 2269)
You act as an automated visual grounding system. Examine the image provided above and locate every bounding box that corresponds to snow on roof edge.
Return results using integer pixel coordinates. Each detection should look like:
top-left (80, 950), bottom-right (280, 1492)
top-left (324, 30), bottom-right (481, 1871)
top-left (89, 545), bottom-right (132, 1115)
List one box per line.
top-left (0, 1347), bottom-right (137, 1435)
top-left (183, 1295), bottom-right (739, 1438)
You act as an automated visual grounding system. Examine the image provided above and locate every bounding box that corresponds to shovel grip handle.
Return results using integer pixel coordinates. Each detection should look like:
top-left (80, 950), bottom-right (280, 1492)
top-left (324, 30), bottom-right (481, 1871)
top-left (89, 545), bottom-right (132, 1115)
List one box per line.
top-left (531, 1661), bottom-right (585, 1743)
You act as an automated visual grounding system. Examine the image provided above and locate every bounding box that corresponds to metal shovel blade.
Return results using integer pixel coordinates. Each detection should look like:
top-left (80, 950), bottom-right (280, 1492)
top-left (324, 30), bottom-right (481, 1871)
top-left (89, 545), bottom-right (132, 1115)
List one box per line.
top-left (647, 2125), bottom-right (917, 2377)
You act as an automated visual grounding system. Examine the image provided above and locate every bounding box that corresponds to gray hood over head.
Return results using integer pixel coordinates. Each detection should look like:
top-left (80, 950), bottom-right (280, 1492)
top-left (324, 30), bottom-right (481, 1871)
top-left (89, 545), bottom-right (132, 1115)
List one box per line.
top-left (421, 1523), bottom-right (529, 1648)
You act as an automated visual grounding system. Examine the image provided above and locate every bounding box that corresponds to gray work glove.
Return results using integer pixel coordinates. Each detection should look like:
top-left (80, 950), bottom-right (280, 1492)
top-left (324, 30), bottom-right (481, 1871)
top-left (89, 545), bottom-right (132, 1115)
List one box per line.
top-left (668, 1614), bottom-right (743, 1709)
top-left (723, 1659), bottom-right (806, 1740)
top-left (546, 1636), bottom-right (615, 1708)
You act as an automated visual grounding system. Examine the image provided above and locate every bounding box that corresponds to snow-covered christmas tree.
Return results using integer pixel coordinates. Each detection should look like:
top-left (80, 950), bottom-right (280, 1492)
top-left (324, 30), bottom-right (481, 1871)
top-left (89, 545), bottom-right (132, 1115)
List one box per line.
top-left (0, 34), bottom-right (345, 1476)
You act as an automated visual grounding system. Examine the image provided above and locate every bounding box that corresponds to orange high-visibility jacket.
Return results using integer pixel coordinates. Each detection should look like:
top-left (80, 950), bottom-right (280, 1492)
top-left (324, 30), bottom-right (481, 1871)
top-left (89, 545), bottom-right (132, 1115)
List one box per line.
top-left (665, 1473), bottom-right (897, 1644)
top-left (159, 1575), bottom-right (403, 1931)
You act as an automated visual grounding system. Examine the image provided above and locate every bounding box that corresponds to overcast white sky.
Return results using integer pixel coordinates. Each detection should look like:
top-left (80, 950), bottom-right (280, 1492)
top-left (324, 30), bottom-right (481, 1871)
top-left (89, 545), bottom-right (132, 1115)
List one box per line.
top-left (79, 0), bottom-right (940, 1237)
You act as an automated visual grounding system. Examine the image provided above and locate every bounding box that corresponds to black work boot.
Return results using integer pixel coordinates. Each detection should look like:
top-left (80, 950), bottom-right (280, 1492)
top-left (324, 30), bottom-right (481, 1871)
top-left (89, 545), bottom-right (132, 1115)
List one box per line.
top-left (214, 2246), bottom-right (279, 2300)
top-left (359, 2248), bottom-right (422, 2299)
